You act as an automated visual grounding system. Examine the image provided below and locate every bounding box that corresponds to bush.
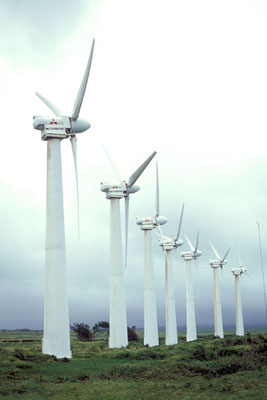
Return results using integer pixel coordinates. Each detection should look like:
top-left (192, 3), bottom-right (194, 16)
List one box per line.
top-left (70, 323), bottom-right (93, 341)
top-left (128, 326), bottom-right (138, 341)
top-left (92, 321), bottom-right (109, 333)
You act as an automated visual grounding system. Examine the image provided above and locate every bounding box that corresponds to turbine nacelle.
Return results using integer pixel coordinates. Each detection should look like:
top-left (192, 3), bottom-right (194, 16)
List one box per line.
top-left (158, 235), bottom-right (174, 251)
top-left (180, 250), bottom-right (202, 261)
top-left (33, 115), bottom-right (91, 140)
top-left (158, 235), bottom-right (183, 251)
top-left (231, 266), bottom-right (247, 276)
top-left (136, 215), bottom-right (167, 230)
top-left (100, 182), bottom-right (140, 199)
top-left (209, 259), bottom-right (227, 268)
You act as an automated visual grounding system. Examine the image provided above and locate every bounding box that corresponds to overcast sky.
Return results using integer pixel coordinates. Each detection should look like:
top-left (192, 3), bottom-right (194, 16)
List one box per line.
top-left (1, 0), bottom-right (267, 331)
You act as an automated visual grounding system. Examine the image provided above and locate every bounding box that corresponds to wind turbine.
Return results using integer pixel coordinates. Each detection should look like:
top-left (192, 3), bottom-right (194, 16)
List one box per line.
top-left (209, 241), bottom-right (231, 338)
top-left (157, 203), bottom-right (185, 346)
top-left (231, 249), bottom-right (248, 336)
top-left (101, 151), bottom-right (156, 348)
top-left (136, 162), bottom-right (168, 347)
top-left (180, 233), bottom-right (202, 342)
top-left (33, 39), bottom-right (95, 358)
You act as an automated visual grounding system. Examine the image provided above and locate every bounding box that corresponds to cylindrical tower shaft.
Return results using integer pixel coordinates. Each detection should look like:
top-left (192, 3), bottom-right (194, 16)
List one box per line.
top-left (144, 230), bottom-right (159, 347)
top-left (213, 268), bottom-right (224, 338)
top-left (185, 260), bottom-right (197, 342)
top-left (109, 199), bottom-right (128, 348)
top-left (235, 275), bottom-right (244, 336)
top-left (43, 139), bottom-right (71, 358)
top-left (165, 252), bottom-right (178, 345)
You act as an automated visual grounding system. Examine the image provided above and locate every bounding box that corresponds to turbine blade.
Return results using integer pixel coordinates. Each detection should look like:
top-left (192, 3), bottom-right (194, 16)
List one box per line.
top-left (155, 161), bottom-right (159, 216)
top-left (35, 92), bottom-right (64, 117)
top-left (245, 272), bottom-right (253, 281)
top-left (175, 247), bottom-right (181, 260)
top-left (175, 203), bottom-right (184, 242)
top-left (195, 231), bottom-right (199, 254)
top-left (236, 240), bottom-right (242, 266)
top-left (209, 240), bottom-right (221, 260)
top-left (70, 136), bottom-right (80, 240)
top-left (185, 234), bottom-right (195, 252)
top-left (102, 144), bottom-right (121, 183)
top-left (156, 222), bottom-right (167, 255)
top-left (125, 196), bottom-right (130, 268)
top-left (72, 38), bottom-right (95, 120)
top-left (128, 151), bottom-right (157, 188)
top-left (221, 247), bottom-right (231, 263)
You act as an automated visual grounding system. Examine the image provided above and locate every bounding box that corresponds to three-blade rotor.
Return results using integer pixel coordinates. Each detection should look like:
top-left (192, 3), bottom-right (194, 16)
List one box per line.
top-left (154, 162), bottom-right (167, 253)
top-left (209, 240), bottom-right (231, 266)
top-left (35, 39), bottom-right (95, 239)
top-left (185, 232), bottom-right (200, 258)
top-left (103, 147), bottom-right (157, 268)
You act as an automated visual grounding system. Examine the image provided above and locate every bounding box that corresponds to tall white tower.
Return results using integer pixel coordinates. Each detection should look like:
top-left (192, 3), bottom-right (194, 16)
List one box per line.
top-left (33, 40), bottom-right (95, 358)
top-left (211, 264), bottom-right (223, 338)
top-left (157, 207), bottom-right (184, 346)
top-left (231, 267), bottom-right (246, 336)
top-left (136, 162), bottom-right (168, 347)
top-left (209, 242), bottom-right (230, 339)
top-left (180, 234), bottom-right (202, 342)
top-left (136, 215), bottom-right (167, 347)
top-left (101, 151), bottom-right (156, 348)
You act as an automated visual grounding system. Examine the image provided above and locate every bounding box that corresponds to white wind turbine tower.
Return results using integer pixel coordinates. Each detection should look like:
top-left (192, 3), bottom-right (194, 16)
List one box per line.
top-left (33, 40), bottom-right (95, 358)
top-left (101, 151), bottom-right (156, 348)
top-left (157, 203), bottom-right (185, 346)
top-left (136, 162), bottom-right (168, 347)
top-left (231, 249), bottom-right (248, 336)
top-left (209, 241), bottom-right (231, 338)
top-left (180, 233), bottom-right (202, 342)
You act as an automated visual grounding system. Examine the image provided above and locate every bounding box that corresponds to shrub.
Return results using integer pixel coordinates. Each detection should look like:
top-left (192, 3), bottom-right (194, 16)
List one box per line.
top-left (128, 326), bottom-right (138, 341)
top-left (70, 323), bottom-right (93, 341)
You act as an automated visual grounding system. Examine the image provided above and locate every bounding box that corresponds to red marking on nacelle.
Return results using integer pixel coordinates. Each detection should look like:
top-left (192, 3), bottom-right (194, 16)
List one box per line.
top-left (50, 119), bottom-right (58, 125)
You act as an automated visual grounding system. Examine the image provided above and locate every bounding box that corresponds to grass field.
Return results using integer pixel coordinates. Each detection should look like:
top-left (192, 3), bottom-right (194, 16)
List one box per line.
top-left (0, 329), bottom-right (266, 399)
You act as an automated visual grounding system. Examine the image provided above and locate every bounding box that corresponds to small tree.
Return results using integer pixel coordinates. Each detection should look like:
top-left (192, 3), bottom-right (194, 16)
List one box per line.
top-left (70, 323), bottom-right (93, 341)
top-left (128, 326), bottom-right (138, 341)
top-left (93, 321), bottom-right (109, 333)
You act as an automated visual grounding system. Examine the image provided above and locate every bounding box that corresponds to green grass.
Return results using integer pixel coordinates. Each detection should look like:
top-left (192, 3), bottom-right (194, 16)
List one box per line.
top-left (0, 330), bottom-right (266, 399)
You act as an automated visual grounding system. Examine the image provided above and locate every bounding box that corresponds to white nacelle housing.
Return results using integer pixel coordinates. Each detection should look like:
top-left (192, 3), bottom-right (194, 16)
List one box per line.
top-left (231, 268), bottom-right (241, 276)
top-left (232, 266), bottom-right (247, 276)
top-left (33, 116), bottom-right (91, 140)
top-left (181, 250), bottom-right (202, 260)
top-left (136, 217), bottom-right (154, 230)
top-left (158, 236), bottom-right (174, 251)
top-left (136, 215), bottom-right (167, 230)
top-left (33, 116), bottom-right (71, 140)
top-left (100, 182), bottom-right (140, 199)
top-left (180, 252), bottom-right (194, 261)
top-left (209, 260), bottom-right (221, 268)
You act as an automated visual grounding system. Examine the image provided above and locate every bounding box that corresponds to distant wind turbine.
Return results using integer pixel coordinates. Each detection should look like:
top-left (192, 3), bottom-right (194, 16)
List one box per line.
top-left (101, 151), bottom-right (156, 348)
top-left (180, 233), bottom-right (202, 342)
top-left (136, 162), bottom-right (168, 347)
top-left (155, 165), bottom-right (184, 345)
top-left (157, 206), bottom-right (184, 345)
top-left (209, 241), bottom-right (231, 338)
top-left (33, 39), bottom-right (95, 358)
top-left (231, 247), bottom-right (249, 336)
top-left (256, 222), bottom-right (267, 321)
